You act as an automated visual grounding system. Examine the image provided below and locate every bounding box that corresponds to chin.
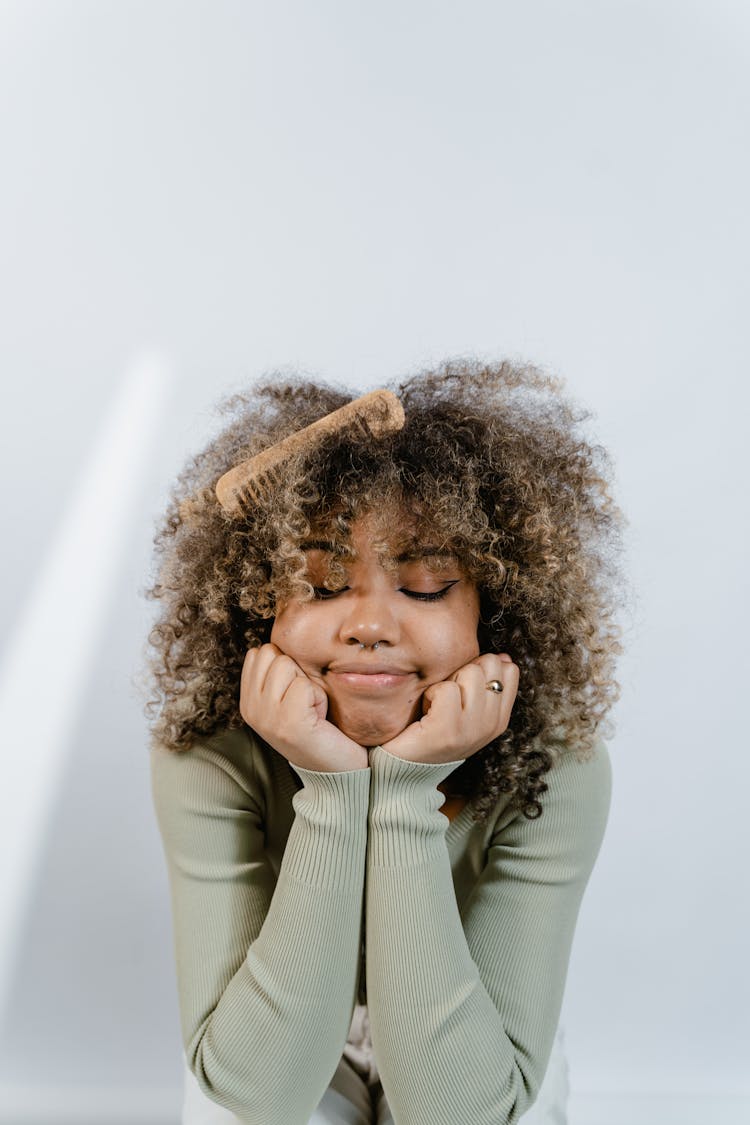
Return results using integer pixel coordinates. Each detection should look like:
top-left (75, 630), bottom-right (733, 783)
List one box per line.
top-left (331, 705), bottom-right (413, 748)
top-left (339, 723), bottom-right (403, 747)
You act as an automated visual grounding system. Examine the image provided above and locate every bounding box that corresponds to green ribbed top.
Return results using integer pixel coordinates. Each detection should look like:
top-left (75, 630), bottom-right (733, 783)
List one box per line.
top-left (150, 728), bottom-right (611, 1125)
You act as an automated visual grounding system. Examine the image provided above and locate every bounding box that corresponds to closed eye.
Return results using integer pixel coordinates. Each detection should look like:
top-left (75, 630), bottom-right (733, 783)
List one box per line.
top-left (310, 586), bottom-right (342, 600)
top-left (311, 581), bottom-right (459, 602)
top-left (402, 581), bottom-right (459, 601)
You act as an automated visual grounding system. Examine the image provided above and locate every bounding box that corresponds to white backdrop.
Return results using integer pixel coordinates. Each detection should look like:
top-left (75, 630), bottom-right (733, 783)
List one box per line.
top-left (0, 3), bottom-right (748, 1123)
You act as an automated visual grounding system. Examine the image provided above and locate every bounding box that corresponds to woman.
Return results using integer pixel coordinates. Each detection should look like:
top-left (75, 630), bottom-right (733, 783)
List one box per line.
top-left (145, 357), bottom-right (627, 1123)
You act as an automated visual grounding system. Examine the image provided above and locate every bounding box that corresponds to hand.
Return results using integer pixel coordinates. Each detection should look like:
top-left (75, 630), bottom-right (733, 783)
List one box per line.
top-left (240, 643), bottom-right (369, 772)
top-left (378, 653), bottom-right (519, 765)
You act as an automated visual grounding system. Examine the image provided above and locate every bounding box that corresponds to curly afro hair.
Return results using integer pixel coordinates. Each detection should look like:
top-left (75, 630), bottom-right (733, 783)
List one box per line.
top-left (140, 356), bottom-right (631, 825)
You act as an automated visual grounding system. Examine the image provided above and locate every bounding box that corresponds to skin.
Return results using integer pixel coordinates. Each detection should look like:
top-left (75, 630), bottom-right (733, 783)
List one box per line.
top-left (240, 511), bottom-right (519, 782)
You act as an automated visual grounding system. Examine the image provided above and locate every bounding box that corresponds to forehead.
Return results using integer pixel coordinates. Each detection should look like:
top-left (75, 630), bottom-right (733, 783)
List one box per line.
top-left (299, 537), bottom-right (460, 564)
top-left (303, 508), bottom-right (453, 558)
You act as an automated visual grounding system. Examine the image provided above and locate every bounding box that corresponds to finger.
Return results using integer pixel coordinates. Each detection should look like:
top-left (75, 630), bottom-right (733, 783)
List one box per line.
top-left (421, 679), bottom-right (462, 720)
top-left (240, 646), bottom-right (264, 704)
top-left (240, 645), bottom-right (285, 721)
top-left (453, 658), bottom-right (518, 736)
top-left (466, 651), bottom-right (516, 675)
top-left (264, 652), bottom-right (307, 702)
top-left (280, 673), bottom-right (326, 715)
top-left (484, 664), bottom-right (519, 736)
top-left (240, 649), bottom-right (259, 724)
top-left (467, 655), bottom-right (519, 699)
top-left (448, 661), bottom-right (491, 709)
top-left (243, 642), bottom-right (284, 696)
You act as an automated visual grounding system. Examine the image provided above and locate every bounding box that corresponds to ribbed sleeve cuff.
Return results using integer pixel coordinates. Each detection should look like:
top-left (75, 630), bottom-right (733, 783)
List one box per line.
top-left (367, 744), bottom-right (465, 867)
top-left (282, 763), bottom-right (371, 886)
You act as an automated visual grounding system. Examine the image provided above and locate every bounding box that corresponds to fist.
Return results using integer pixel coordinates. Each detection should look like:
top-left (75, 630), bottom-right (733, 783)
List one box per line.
top-left (240, 644), bottom-right (369, 773)
top-left (378, 653), bottom-right (519, 765)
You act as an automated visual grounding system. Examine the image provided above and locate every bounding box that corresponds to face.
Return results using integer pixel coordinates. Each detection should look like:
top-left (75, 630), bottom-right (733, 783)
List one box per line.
top-left (269, 511), bottom-right (481, 747)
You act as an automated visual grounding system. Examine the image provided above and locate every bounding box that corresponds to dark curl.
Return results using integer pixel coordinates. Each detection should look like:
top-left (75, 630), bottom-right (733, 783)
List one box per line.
top-left (139, 357), bottom-right (631, 825)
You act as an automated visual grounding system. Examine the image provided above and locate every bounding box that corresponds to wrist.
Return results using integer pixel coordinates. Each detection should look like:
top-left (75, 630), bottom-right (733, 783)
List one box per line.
top-left (367, 745), bottom-right (463, 865)
top-left (289, 740), bottom-right (369, 773)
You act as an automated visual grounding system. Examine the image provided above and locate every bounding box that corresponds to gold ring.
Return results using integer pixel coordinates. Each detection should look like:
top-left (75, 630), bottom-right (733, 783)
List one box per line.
top-left (485, 679), bottom-right (503, 694)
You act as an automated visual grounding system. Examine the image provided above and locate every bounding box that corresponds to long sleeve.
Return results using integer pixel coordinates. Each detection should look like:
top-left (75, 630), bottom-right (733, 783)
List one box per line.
top-left (150, 736), bottom-right (371, 1124)
top-left (365, 739), bottom-right (612, 1125)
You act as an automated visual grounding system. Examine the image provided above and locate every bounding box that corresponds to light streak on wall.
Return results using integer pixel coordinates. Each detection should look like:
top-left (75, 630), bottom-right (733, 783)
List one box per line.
top-left (0, 352), bottom-right (174, 1023)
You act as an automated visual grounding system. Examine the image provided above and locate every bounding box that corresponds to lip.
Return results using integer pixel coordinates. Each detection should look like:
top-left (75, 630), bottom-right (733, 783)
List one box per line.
top-left (330, 663), bottom-right (413, 675)
top-left (327, 665), bottom-right (415, 690)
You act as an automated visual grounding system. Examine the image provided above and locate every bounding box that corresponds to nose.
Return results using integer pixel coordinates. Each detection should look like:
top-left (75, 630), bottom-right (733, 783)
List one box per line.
top-left (338, 590), bottom-right (400, 649)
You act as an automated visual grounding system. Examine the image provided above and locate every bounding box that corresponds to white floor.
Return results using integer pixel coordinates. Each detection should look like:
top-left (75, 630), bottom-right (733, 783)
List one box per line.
top-left (1, 1086), bottom-right (749, 1125)
top-left (568, 1092), bottom-right (750, 1125)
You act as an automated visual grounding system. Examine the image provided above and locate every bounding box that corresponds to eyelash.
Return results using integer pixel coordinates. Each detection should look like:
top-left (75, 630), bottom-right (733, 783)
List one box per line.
top-left (311, 582), bottom-right (458, 603)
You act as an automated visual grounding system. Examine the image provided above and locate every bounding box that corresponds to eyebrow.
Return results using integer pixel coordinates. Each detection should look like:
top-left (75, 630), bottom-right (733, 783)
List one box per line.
top-left (299, 539), bottom-right (459, 563)
top-left (396, 546), bottom-right (460, 563)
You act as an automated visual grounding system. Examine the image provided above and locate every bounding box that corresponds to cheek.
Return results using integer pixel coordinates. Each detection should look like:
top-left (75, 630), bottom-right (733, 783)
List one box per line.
top-left (418, 601), bottom-right (480, 671)
top-left (269, 608), bottom-right (297, 651)
top-left (270, 606), bottom-right (320, 661)
top-left (446, 625), bottom-right (481, 664)
top-left (453, 591), bottom-right (481, 653)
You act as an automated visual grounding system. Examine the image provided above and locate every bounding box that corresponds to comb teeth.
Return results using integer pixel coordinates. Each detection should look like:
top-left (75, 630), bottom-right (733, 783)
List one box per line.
top-left (215, 389), bottom-right (405, 517)
top-left (228, 463), bottom-right (283, 515)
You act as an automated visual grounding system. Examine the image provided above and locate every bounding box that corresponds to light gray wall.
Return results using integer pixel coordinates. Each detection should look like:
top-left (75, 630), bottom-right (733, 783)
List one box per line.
top-left (0, 2), bottom-right (747, 1122)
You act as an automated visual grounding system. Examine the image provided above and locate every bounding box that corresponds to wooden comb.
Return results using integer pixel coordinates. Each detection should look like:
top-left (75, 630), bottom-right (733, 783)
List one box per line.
top-left (214, 388), bottom-right (405, 517)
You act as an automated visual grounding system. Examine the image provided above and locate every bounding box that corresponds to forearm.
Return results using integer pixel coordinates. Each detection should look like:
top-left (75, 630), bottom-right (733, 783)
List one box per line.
top-left (180, 765), bottom-right (370, 1124)
top-left (365, 746), bottom-right (531, 1125)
